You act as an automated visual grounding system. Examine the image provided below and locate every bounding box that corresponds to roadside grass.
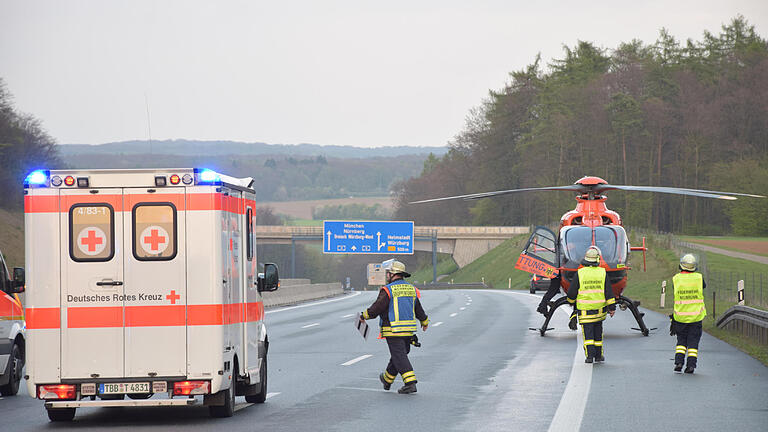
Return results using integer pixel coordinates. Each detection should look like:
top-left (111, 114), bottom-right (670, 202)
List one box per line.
top-left (442, 235), bottom-right (531, 289)
top-left (409, 254), bottom-right (459, 284)
top-left (680, 235), bottom-right (768, 257)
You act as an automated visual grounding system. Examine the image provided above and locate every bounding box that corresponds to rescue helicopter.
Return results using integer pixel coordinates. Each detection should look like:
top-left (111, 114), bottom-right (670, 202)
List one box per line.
top-left (411, 176), bottom-right (765, 336)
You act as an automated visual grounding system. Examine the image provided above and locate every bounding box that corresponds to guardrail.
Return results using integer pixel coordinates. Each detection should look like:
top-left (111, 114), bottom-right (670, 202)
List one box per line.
top-left (715, 305), bottom-right (768, 345)
top-left (262, 282), bottom-right (343, 307)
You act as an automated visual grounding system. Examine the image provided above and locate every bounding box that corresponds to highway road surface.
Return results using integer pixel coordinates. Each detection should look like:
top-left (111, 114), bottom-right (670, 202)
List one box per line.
top-left (1, 289), bottom-right (766, 431)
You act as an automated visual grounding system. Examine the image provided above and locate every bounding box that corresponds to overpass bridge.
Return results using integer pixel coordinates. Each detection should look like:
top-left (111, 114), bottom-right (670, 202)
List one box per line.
top-left (255, 225), bottom-right (529, 280)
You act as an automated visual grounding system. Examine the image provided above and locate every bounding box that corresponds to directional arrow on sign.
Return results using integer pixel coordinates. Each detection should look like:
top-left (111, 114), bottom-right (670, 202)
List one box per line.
top-left (377, 232), bottom-right (386, 251)
top-left (326, 231), bottom-right (332, 251)
top-left (351, 246), bottom-right (357, 251)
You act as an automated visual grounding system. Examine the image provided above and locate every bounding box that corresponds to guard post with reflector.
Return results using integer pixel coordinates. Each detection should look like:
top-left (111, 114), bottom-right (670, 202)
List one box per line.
top-left (738, 280), bottom-right (745, 305)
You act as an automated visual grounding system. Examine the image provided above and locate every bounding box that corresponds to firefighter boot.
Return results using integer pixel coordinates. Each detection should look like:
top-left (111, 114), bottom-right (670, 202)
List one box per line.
top-left (684, 366), bottom-right (695, 374)
top-left (398, 383), bottom-right (417, 394)
top-left (674, 364), bottom-right (683, 373)
top-left (584, 357), bottom-right (593, 364)
top-left (380, 372), bottom-right (394, 391)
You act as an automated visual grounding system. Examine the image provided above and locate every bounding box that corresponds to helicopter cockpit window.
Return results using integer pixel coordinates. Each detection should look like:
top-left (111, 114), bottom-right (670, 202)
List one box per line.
top-left (560, 226), bottom-right (628, 266)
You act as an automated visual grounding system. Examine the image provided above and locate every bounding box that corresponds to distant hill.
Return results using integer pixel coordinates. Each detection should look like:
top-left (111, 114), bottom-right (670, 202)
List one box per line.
top-left (60, 140), bottom-right (448, 158)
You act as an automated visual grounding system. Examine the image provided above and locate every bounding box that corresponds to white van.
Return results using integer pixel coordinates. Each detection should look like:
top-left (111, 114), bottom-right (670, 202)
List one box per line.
top-left (23, 168), bottom-right (278, 421)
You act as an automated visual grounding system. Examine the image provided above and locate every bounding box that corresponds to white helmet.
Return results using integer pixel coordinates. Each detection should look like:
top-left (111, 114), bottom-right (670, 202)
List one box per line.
top-left (381, 259), bottom-right (411, 277)
top-left (680, 254), bottom-right (697, 271)
top-left (584, 246), bottom-right (602, 264)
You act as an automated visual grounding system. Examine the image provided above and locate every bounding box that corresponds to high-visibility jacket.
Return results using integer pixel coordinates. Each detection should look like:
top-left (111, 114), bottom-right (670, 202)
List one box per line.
top-left (378, 281), bottom-right (420, 337)
top-left (576, 266), bottom-right (608, 311)
top-left (673, 272), bottom-right (706, 323)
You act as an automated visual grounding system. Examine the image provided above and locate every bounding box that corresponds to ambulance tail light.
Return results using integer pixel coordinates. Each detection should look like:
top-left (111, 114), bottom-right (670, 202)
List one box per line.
top-left (24, 170), bottom-right (49, 187)
top-left (194, 168), bottom-right (221, 185)
top-left (38, 384), bottom-right (76, 400)
top-left (173, 381), bottom-right (210, 396)
top-left (169, 174), bottom-right (181, 185)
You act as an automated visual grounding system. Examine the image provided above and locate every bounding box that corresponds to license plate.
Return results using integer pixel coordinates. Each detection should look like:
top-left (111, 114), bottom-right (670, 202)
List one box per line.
top-left (99, 382), bottom-right (150, 394)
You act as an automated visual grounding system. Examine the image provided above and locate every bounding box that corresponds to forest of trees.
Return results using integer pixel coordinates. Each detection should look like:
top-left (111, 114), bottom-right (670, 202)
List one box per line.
top-left (0, 78), bottom-right (60, 208)
top-left (394, 17), bottom-right (768, 236)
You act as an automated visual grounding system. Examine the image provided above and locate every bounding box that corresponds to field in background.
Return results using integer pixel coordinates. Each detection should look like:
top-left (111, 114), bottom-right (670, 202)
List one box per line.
top-left (259, 197), bottom-right (392, 220)
top-left (682, 236), bottom-right (768, 257)
top-left (0, 208), bottom-right (24, 268)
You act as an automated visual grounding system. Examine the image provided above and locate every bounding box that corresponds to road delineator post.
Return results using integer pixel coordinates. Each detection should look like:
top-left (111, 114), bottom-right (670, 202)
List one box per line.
top-left (508, 278), bottom-right (511, 289)
top-left (660, 280), bottom-right (666, 308)
top-left (738, 279), bottom-right (745, 305)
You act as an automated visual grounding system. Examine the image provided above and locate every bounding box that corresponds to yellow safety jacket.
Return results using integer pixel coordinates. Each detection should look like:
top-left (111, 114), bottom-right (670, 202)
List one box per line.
top-left (673, 272), bottom-right (706, 323)
top-left (575, 266), bottom-right (614, 323)
top-left (380, 281), bottom-right (419, 337)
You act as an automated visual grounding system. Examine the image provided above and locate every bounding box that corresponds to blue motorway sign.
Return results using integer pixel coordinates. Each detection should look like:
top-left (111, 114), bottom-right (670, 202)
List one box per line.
top-left (323, 221), bottom-right (414, 254)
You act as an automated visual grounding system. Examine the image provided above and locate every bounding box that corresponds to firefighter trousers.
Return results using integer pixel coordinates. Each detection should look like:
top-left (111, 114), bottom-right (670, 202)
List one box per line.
top-left (383, 336), bottom-right (417, 385)
top-left (675, 320), bottom-right (702, 368)
top-left (580, 321), bottom-right (603, 359)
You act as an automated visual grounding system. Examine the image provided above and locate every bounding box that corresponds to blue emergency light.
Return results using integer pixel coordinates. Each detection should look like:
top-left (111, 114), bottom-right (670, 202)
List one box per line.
top-left (24, 170), bottom-right (49, 187)
top-left (194, 168), bottom-right (222, 185)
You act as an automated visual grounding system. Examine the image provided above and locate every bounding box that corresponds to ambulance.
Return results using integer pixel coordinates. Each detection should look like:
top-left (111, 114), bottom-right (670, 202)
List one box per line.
top-left (23, 168), bottom-right (279, 421)
top-left (0, 249), bottom-right (25, 396)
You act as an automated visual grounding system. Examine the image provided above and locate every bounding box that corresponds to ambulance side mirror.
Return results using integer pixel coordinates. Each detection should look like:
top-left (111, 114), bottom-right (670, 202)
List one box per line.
top-left (258, 263), bottom-right (279, 292)
top-left (11, 267), bottom-right (25, 293)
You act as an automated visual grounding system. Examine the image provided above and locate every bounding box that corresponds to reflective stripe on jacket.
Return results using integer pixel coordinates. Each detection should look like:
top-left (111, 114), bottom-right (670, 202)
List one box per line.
top-left (576, 266), bottom-right (608, 312)
top-left (380, 281), bottom-right (419, 337)
top-left (673, 272), bottom-right (706, 323)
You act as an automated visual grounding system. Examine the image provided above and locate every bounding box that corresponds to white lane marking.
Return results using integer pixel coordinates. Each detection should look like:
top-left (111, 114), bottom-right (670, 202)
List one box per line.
top-left (266, 291), bottom-right (362, 314)
top-left (450, 313), bottom-right (458, 317)
top-left (266, 392), bottom-right (280, 399)
top-left (336, 386), bottom-right (384, 393)
top-left (460, 307), bottom-right (466, 310)
top-left (472, 290), bottom-right (590, 432)
top-left (432, 321), bottom-right (444, 327)
top-left (341, 314), bottom-right (355, 318)
top-left (234, 402), bottom-right (252, 412)
top-left (341, 354), bottom-right (373, 366)
top-left (302, 323), bottom-right (320, 328)
top-left (547, 329), bottom-right (591, 432)
top-left (465, 303), bottom-right (471, 306)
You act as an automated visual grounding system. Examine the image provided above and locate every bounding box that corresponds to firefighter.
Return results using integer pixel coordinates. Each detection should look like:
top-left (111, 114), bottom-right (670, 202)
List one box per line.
top-left (567, 246), bottom-right (616, 363)
top-left (670, 254), bottom-right (707, 374)
top-left (359, 259), bottom-right (429, 394)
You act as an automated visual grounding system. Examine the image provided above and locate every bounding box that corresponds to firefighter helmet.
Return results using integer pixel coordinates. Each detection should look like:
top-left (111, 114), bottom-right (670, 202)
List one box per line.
top-left (584, 246), bottom-right (602, 263)
top-left (382, 259), bottom-right (411, 278)
top-left (680, 254), bottom-right (697, 271)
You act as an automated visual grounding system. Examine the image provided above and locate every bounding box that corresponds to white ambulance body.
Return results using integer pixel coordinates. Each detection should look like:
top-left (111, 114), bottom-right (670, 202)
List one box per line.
top-left (23, 168), bottom-right (279, 421)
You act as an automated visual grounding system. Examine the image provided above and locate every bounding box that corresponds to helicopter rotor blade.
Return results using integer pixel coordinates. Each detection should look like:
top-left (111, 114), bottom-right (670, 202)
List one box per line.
top-left (593, 185), bottom-right (765, 200)
top-left (409, 185), bottom-right (584, 204)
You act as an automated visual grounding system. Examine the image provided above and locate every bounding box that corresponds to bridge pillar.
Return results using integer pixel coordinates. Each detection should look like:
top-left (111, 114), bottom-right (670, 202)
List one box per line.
top-left (432, 234), bottom-right (437, 283)
top-left (291, 238), bottom-right (296, 278)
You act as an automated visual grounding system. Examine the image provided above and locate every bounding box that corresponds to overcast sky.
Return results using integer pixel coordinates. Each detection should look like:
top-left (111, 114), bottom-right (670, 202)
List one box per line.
top-left (1, 1), bottom-right (766, 148)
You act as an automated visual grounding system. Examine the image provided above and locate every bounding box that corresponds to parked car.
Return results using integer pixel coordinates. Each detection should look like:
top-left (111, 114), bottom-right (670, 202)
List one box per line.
top-left (529, 274), bottom-right (551, 294)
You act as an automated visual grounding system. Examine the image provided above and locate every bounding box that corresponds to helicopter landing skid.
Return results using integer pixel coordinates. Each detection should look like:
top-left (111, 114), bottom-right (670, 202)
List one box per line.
top-left (530, 296), bottom-right (572, 336)
top-left (617, 295), bottom-right (655, 336)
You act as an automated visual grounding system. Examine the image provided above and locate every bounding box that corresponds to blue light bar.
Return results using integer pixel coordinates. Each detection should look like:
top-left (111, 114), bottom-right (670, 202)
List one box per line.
top-left (24, 170), bottom-right (49, 187)
top-left (194, 168), bottom-right (222, 185)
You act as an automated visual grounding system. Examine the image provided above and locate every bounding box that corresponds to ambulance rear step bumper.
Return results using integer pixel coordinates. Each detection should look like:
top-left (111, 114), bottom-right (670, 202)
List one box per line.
top-left (46, 399), bottom-right (198, 408)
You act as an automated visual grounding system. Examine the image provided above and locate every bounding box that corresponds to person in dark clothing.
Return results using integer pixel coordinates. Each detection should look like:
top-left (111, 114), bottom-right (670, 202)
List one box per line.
top-left (537, 273), bottom-right (563, 315)
top-left (567, 246), bottom-right (616, 363)
top-left (670, 254), bottom-right (707, 374)
top-left (360, 259), bottom-right (429, 394)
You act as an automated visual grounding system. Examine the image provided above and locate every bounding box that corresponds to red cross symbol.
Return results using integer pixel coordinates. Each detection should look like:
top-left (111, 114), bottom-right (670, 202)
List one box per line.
top-left (166, 290), bottom-right (180, 304)
top-left (143, 229), bottom-right (166, 251)
top-left (81, 230), bottom-right (103, 252)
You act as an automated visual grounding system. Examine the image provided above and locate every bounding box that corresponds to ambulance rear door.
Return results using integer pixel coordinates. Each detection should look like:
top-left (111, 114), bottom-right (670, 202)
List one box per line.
top-left (60, 189), bottom-right (124, 379)
top-left (123, 188), bottom-right (187, 378)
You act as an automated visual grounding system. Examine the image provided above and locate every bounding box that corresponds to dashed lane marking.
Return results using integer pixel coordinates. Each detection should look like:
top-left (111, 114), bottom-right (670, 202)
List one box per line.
top-left (460, 307), bottom-right (466, 310)
top-left (266, 392), bottom-right (280, 399)
top-left (341, 314), bottom-right (355, 318)
top-left (302, 323), bottom-right (320, 328)
top-left (341, 354), bottom-right (373, 366)
top-left (336, 386), bottom-right (384, 393)
top-left (433, 322), bottom-right (444, 327)
top-left (450, 313), bottom-right (458, 317)
top-left (266, 291), bottom-right (362, 314)
top-left (465, 303), bottom-right (471, 306)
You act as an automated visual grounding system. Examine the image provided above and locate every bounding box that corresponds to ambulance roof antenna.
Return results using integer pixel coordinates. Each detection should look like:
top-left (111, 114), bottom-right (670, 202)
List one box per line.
top-left (144, 92), bottom-right (153, 155)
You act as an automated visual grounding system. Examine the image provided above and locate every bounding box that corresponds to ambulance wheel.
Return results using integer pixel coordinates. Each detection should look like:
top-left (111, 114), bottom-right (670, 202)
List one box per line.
top-left (0, 343), bottom-right (22, 396)
top-left (46, 407), bottom-right (76, 422)
top-left (245, 356), bottom-right (267, 404)
top-left (209, 371), bottom-right (235, 418)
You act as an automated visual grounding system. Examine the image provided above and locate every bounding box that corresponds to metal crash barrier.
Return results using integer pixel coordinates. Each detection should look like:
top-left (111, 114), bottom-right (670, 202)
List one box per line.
top-left (715, 305), bottom-right (768, 345)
